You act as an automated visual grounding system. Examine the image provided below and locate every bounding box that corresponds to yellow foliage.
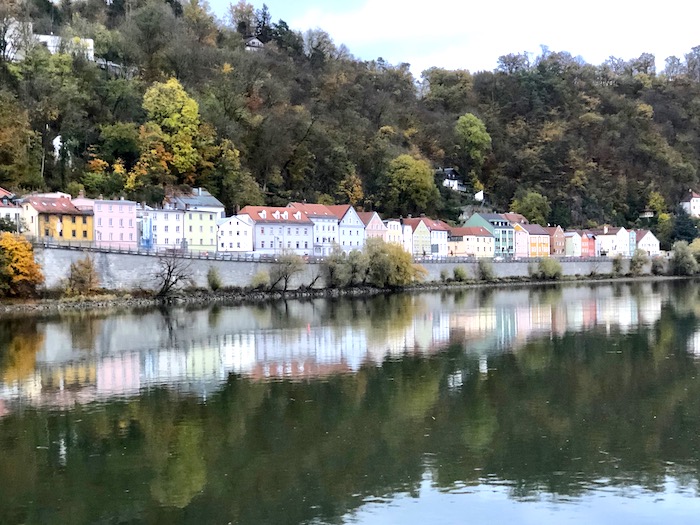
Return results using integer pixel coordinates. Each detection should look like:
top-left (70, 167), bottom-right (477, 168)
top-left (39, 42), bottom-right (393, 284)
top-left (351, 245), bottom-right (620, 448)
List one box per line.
top-left (0, 233), bottom-right (44, 297)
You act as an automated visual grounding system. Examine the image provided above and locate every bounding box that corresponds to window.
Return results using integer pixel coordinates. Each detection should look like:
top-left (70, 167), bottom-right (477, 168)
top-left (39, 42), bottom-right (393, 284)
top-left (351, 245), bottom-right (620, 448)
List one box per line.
top-left (304, 242), bottom-right (308, 248)
top-left (199, 226), bottom-right (203, 233)
top-left (236, 230), bottom-right (239, 236)
top-left (164, 225), bottom-right (169, 232)
top-left (165, 238), bottom-right (169, 244)
top-left (109, 233), bottom-right (113, 240)
top-left (72, 230), bottom-right (76, 237)
top-left (152, 225), bottom-right (156, 232)
top-left (189, 226), bottom-right (192, 232)
top-left (210, 214), bottom-right (213, 221)
top-left (83, 217), bottom-right (87, 225)
top-left (120, 233), bottom-right (123, 241)
top-left (109, 205), bottom-right (113, 212)
top-left (176, 226), bottom-right (180, 233)
top-left (189, 213), bottom-right (193, 220)
top-left (108, 218), bottom-right (113, 226)
top-left (296, 241), bottom-right (299, 248)
top-left (296, 228), bottom-right (299, 234)
top-left (165, 213), bottom-right (169, 220)
top-left (119, 206), bottom-right (123, 212)
top-left (262, 241), bottom-right (265, 248)
top-left (83, 231), bottom-right (87, 239)
top-left (199, 213), bottom-right (203, 220)
top-left (44, 228), bottom-right (49, 236)
top-left (237, 242), bottom-right (240, 248)
top-left (287, 241), bottom-right (291, 248)
top-left (129, 219), bottom-right (133, 227)
top-left (98, 218), bottom-right (102, 226)
top-left (287, 228), bottom-right (291, 235)
top-left (119, 219), bottom-right (123, 227)
top-left (261, 227), bottom-right (265, 234)
top-left (129, 233), bottom-right (133, 240)
top-left (71, 216), bottom-right (76, 224)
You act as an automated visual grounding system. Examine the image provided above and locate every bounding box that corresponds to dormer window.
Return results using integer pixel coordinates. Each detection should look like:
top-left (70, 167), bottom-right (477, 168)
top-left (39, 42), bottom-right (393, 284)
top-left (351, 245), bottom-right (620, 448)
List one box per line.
top-left (294, 211), bottom-right (301, 220)
top-left (260, 210), bottom-right (267, 219)
top-left (273, 210), bottom-right (281, 219)
top-left (282, 211), bottom-right (288, 219)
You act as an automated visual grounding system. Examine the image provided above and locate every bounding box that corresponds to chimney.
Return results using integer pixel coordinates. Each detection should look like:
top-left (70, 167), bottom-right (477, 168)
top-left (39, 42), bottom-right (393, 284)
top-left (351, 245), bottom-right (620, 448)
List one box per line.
top-left (120, 196), bottom-right (124, 201)
top-left (603, 225), bottom-right (608, 234)
top-left (197, 187), bottom-right (202, 196)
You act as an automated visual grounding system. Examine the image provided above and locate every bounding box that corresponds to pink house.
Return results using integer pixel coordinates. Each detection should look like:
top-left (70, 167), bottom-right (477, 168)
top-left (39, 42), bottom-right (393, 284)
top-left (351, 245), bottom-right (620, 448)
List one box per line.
top-left (357, 211), bottom-right (388, 240)
top-left (74, 197), bottom-right (138, 249)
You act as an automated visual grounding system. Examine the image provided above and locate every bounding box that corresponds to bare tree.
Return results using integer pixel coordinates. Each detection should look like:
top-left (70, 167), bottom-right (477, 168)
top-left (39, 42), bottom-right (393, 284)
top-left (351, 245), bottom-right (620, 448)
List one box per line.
top-left (269, 251), bottom-right (304, 292)
top-left (154, 255), bottom-right (194, 298)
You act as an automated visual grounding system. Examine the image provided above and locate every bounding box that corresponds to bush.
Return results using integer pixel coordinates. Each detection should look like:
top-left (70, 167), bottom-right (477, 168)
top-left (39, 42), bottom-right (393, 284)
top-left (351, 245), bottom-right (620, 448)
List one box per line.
top-left (670, 241), bottom-right (698, 276)
top-left (629, 249), bottom-right (649, 276)
top-left (453, 266), bottom-right (468, 282)
top-left (207, 267), bottom-right (222, 291)
top-left (0, 232), bottom-right (44, 298)
top-left (322, 248), bottom-right (350, 288)
top-left (65, 255), bottom-right (99, 296)
top-left (536, 257), bottom-right (562, 280)
top-left (365, 238), bottom-right (426, 288)
top-left (440, 269), bottom-right (449, 282)
top-left (269, 252), bottom-right (305, 291)
top-left (250, 270), bottom-right (270, 290)
top-left (612, 254), bottom-right (624, 276)
top-left (651, 256), bottom-right (666, 276)
top-left (477, 259), bottom-right (495, 281)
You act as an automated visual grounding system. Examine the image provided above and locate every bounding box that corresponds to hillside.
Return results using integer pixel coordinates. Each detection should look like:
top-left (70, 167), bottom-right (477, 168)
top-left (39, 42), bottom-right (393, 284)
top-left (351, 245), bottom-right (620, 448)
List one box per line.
top-left (2, 0), bottom-right (700, 237)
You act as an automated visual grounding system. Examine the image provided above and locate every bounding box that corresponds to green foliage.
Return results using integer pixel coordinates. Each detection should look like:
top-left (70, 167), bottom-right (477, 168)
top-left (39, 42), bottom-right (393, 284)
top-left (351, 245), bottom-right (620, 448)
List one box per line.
top-left (511, 191), bottom-right (551, 226)
top-left (207, 267), bottom-right (222, 291)
top-left (651, 256), bottom-right (666, 276)
top-left (454, 113), bottom-right (491, 167)
top-left (612, 254), bottom-right (624, 276)
top-left (440, 269), bottom-right (449, 282)
top-left (375, 155), bottom-right (439, 217)
top-left (536, 257), bottom-right (562, 280)
top-left (672, 208), bottom-right (698, 243)
top-left (669, 241), bottom-right (698, 276)
top-left (65, 255), bottom-right (99, 296)
top-left (629, 249), bottom-right (650, 276)
top-left (364, 238), bottom-right (426, 288)
top-left (322, 248), bottom-right (350, 288)
top-left (250, 270), bottom-right (270, 290)
top-left (0, 218), bottom-right (17, 232)
top-left (453, 266), bottom-right (468, 282)
top-left (477, 259), bottom-right (495, 281)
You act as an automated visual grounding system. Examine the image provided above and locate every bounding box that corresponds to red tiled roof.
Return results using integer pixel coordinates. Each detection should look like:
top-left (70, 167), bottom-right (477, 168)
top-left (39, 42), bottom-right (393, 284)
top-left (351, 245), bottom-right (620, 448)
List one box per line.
top-left (0, 187), bottom-right (12, 199)
top-left (324, 204), bottom-right (352, 220)
top-left (681, 190), bottom-right (700, 202)
top-left (449, 226), bottom-right (493, 238)
top-left (544, 226), bottom-right (564, 235)
top-left (287, 202), bottom-right (337, 218)
top-left (635, 229), bottom-right (651, 243)
top-left (357, 211), bottom-right (381, 226)
top-left (26, 197), bottom-right (88, 215)
top-left (239, 206), bottom-right (313, 224)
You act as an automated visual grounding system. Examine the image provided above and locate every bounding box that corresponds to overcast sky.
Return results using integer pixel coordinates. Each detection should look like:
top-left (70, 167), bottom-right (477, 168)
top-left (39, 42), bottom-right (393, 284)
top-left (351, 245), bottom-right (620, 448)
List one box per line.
top-left (209, 0), bottom-right (700, 78)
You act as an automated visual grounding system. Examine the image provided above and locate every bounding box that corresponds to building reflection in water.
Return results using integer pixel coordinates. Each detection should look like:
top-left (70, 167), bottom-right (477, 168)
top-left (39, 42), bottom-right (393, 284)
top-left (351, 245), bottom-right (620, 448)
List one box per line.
top-left (0, 283), bottom-right (665, 414)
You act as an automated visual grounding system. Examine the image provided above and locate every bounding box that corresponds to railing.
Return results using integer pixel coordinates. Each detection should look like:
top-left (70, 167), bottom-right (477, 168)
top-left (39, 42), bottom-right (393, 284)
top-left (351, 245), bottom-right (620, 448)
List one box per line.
top-left (31, 238), bottom-right (625, 264)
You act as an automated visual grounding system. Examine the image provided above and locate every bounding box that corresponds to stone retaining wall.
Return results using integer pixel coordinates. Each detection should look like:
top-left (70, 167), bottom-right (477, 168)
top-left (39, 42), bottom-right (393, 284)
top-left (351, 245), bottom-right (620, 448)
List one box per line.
top-left (36, 247), bottom-right (631, 291)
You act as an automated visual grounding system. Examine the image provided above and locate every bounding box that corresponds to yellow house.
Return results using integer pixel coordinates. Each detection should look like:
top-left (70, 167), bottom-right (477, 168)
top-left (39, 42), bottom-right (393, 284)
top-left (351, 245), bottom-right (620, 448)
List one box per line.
top-left (514, 223), bottom-right (550, 257)
top-left (23, 197), bottom-right (93, 242)
top-left (402, 218), bottom-right (432, 256)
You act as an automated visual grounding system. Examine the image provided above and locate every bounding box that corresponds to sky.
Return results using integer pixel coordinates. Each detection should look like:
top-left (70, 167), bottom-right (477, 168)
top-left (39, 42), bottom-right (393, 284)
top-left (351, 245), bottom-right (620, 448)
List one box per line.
top-left (209, 0), bottom-right (700, 78)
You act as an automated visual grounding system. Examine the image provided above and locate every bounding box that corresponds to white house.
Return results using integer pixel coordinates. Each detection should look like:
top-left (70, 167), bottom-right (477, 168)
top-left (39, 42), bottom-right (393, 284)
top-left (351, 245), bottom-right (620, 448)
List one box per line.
top-left (169, 188), bottom-right (226, 253)
top-left (287, 203), bottom-right (339, 256)
top-left (438, 167), bottom-right (467, 193)
top-left (564, 231), bottom-right (582, 257)
top-left (681, 190), bottom-right (700, 218)
top-left (402, 223), bottom-right (413, 254)
top-left (239, 206), bottom-right (314, 255)
top-left (326, 204), bottom-right (366, 252)
top-left (591, 226), bottom-right (629, 256)
top-left (635, 229), bottom-right (661, 256)
top-left (217, 216), bottom-right (254, 253)
top-left (138, 205), bottom-right (185, 251)
top-left (423, 218), bottom-right (450, 257)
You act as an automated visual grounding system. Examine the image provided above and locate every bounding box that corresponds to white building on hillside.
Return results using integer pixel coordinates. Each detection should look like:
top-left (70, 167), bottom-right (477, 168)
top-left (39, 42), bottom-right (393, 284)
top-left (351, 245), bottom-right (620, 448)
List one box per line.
top-left (681, 190), bottom-right (700, 218)
top-left (217, 216), bottom-right (254, 253)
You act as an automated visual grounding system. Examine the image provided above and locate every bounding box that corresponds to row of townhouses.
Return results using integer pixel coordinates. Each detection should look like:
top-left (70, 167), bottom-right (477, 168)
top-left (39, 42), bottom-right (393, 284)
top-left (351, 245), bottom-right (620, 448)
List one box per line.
top-left (0, 187), bottom-right (661, 258)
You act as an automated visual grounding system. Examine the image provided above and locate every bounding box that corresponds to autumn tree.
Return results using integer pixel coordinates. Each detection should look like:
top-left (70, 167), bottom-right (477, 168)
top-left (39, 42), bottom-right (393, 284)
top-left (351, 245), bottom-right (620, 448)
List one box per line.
top-left (0, 91), bottom-right (35, 188)
top-left (375, 154), bottom-right (439, 217)
top-left (454, 113), bottom-right (491, 182)
top-left (0, 232), bottom-right (44, 297)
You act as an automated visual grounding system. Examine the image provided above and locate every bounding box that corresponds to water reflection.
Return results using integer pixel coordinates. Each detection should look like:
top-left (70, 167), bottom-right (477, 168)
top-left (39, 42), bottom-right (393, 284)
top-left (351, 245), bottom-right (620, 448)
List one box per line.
top-left (0, 283), bottom-right (668, 413)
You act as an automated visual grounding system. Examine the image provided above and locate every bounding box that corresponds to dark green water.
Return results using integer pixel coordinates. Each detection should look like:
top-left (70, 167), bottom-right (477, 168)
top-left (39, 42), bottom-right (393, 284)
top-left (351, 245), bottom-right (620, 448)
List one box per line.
top-left (2, 281), bottom-right (700, 524)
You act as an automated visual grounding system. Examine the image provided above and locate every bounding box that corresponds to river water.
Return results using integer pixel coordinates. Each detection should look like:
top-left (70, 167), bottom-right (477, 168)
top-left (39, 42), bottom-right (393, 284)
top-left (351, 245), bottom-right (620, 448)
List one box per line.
top-left (2, 281), bottom-right (700, 524)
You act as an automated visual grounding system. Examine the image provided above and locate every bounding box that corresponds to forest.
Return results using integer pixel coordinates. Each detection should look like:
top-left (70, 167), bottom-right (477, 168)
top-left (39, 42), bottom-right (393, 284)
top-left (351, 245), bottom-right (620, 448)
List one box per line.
top-left (3, 0), bottom-right (700, 237)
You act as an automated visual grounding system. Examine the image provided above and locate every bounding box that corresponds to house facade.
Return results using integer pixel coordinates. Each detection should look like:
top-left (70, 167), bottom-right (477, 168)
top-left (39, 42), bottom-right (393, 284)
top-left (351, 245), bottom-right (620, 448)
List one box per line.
top-left (518, 224), bottom-right (550, 257)
top-left (591, 226), bottom-right (629, 256)
top-left (384, 219), bottom-right (404, 247)
top-left (73, 197), bottom-right (138, 249)
top-left (463, 213), bottom-right (515, 257)
top-left (0, 202), bottom-right (21, 232)
top-left (21, 196), bottom-right (93, 241)
top-left (358, 211), bottom-right (388, 241)
top-left (402, 218), bottom-right (431, 256)
top-left (217, 216), bottom-right (254, 252)
top-left (288, 203), bottom-right (339, 256)
top-left (564, 231), bottom-right (582, 257)
top-left (447, 227), bottom-right (494, 257)
top-left (239, 206), bottom-right (314, 255)
top-left (422, 218), bottom-right (450, 257)
top-left (139, 206), bottom-right (186, 251)
top-left (544, 226), bottom-right (566, 256)
top-left (681, 190), bottom-right (700, 217)
top-left (170, 189), bottom-right (225, 253)
top-left (635, 229), bottom-right (661, 256)
top-left (326, 205), bottom-right (366, 252)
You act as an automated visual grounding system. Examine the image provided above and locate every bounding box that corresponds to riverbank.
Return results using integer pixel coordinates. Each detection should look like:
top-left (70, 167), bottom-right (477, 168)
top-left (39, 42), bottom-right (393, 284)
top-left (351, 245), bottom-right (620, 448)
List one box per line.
top-left (0, 273), bottom-right (687, 316)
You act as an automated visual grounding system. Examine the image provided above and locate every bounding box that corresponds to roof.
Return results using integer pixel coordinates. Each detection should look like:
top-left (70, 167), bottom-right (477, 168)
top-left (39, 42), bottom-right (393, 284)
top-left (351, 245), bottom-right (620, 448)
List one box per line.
top-left (25, 197), bottom-right (89, 215)
top-left (421, 218), bottom-right (451, 231)
top-left (324, 204), bottom-right (353, 220)
top-left (544, 226), bottom-right (564, 235)
top-left (357, 211), bottom-right (381, 226)
top-left (681, 190), bottom-right (700, 202)
top-left (449, 226), bottom-right (492, 238)
top-left (520, 224), bottom-right (549, 235)
top-left (401, 217), bottom-right (427, 232)
top-left (503, 212), bottom-right (529, 224)
top-left (589, 226), bottom-right (623, 236)
top-left (472, 213), bottom-right (514, 229)
top-left (170, 188), bottom-right (224, 210)
top-left (288, 202), bottom-right (337, 219)
top-left (0, 187), bottom-right (12, 199)
top-left (635, 229), bottom-right (655, 242)
top-left (239, 206), bottom-right (313, 224)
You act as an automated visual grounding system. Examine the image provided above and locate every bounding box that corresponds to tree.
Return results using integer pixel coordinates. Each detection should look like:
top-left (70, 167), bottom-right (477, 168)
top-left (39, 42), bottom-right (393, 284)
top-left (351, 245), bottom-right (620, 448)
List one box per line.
top-left (337, 171), bottom-right (364, 206)
top-left (629, 249), bottom-right (650, 276)
top-left (154, 255), bottom-right (194, 298)
top-left (0, 91), bottom-right (35, 188)
top-left (321, 247), bottom-right (350, 288)
top-left (364, 238), bottom-right (426, 288)
top-left (0, 232), bottom-right (44, 297)
top-left (672, 208), bottom-right (697, 243)
top-left (536, 257), bottom-right (562, 280)
top-left (269, 251), bottom-right (304, 291)
top-left (227, 0), bottom-right (255, 35)
top-left (454, 113), bottom-right (491, 172)
top-left (375, 154), bottom-right (439, 217)
top-left (669, 241), bottom-right (698, 276)
top-left (511, 190), bottom-right (551, 225)
top-left (65, 255), bottom-right (99, 296)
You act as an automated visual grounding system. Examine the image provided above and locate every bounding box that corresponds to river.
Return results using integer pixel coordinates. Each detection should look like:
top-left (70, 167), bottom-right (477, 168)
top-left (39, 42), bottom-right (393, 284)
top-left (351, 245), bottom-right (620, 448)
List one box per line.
top-left (1, 281), bottom-right (700, 524)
